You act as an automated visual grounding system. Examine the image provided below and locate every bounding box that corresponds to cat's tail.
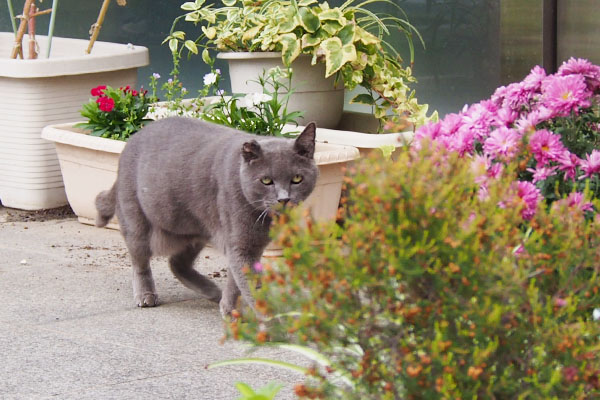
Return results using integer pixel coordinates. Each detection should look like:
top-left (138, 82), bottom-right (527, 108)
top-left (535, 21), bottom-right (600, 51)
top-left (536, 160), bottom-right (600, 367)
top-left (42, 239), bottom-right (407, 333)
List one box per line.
top-left (95, 184), bottom-right (117, 227)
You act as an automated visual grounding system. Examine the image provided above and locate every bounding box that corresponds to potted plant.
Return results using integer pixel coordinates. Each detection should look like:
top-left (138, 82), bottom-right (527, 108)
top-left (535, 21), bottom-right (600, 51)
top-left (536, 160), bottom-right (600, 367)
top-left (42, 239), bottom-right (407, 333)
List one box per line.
top-left (166, 0), bottom-right (434, 133)
top-left (0, 0), bottom-right (148, 210)
top-left (41, 71), bottom-right (359, 250)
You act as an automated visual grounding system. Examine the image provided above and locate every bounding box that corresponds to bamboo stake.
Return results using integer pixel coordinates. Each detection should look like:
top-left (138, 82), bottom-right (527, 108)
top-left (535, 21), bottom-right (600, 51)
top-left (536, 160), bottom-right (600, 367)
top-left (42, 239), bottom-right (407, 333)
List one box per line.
top-left (86, 0), bottom-right (111, 54)
top-left (10, 0), bottom-right (35, 59)
top-left (46, 0), bottom-right (58, 58)
top-left (27, 2), bottom-right (37, 59)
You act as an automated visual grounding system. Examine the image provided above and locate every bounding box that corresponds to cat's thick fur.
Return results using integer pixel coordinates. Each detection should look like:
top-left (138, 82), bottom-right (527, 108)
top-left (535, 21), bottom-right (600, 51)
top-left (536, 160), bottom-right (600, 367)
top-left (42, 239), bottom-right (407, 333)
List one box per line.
top-left (95, 117), bottom-right (318, 316)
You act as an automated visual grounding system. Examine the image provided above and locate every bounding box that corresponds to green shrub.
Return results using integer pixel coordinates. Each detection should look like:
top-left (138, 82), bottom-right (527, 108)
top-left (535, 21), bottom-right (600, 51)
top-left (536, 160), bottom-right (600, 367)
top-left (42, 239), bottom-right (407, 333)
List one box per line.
top-left (229, 145), bottom-right (600, 399)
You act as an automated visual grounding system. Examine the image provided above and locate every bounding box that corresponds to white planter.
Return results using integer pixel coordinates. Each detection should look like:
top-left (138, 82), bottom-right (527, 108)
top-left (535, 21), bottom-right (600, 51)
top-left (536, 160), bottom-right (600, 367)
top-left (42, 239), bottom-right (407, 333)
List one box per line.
top-left (0, 33), bottom-right (148, 210)
top-left (41, 123), bottom-right (359, 237)
top-left (217, 52), bottom-right (344, 129)
top-left (283, 111), bottom-right (414, 157)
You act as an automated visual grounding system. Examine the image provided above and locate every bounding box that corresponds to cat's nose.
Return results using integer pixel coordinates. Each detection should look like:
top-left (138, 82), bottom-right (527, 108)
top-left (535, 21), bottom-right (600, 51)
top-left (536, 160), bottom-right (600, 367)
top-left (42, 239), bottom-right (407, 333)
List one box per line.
top-left (278, 198), bottom-right (290, 206)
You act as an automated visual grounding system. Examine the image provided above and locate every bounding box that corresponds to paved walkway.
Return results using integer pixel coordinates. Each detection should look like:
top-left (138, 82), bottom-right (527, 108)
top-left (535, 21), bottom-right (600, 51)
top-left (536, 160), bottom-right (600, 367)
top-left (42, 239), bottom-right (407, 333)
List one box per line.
top-left (0, 207), bottom-right (302, 399)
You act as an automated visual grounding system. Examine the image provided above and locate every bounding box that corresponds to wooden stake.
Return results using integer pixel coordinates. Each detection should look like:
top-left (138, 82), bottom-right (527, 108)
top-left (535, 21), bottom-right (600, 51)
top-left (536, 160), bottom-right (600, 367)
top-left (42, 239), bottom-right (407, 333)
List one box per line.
top-left (10, 0), bottom-right (35, 59)
top-left (86, 0), bottom-right (111, 55)
top-left (27, 3), bottom-right (37, 59)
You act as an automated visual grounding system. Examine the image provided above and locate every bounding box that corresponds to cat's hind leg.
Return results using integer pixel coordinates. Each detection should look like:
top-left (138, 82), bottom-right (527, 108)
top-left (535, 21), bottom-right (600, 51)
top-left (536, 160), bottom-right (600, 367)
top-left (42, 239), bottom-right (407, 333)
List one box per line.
top-left (169, 243), bottom-right (222, 303)
top-left (117, 196), bottom-right (158, 307)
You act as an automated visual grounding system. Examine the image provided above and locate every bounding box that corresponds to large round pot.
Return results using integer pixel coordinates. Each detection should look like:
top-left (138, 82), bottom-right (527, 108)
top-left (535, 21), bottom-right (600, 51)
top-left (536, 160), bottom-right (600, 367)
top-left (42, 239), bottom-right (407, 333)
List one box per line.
top-left (217, 52), bottom-right (344, 129)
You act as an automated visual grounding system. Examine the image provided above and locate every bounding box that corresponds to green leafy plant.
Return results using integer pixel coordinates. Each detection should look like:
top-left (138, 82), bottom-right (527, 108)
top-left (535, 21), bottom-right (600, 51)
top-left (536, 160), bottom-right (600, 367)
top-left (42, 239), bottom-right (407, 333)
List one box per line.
top-left (77, 84), bottom-right (156, 141)
top-left (233, 381), bottom-right (283, 400)
top-left (201, 66), bottom-right (303, 136)
top-left (166, 0), bottom-right (436, 129)
top-left (225, 145), bottom-right (600, 398)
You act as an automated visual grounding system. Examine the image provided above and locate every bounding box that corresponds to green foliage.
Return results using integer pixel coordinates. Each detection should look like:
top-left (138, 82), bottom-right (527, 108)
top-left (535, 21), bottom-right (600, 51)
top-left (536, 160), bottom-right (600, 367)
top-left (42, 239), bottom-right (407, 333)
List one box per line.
top-left (201, 66), bottom-right (303, 137)
top-left (77, 85), bottom-right (156, 141)
top-left (234, 382), bottom-right (283, 400)
top-left (166, 0), bottom-right (436, 129)
top-left (229, 145), bottom-right (600, 399)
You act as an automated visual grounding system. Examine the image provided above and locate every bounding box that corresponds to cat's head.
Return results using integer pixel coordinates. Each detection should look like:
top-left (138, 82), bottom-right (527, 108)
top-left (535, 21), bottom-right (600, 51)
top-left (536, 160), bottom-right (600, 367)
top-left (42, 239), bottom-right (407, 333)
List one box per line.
top-left (239, 123), bottom-right (319, 214)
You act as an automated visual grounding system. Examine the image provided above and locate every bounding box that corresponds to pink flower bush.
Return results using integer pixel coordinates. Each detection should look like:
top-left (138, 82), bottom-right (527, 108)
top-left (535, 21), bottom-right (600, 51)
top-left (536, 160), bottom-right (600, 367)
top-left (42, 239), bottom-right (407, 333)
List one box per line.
top-left (416, 57), bottom-right (600, 219)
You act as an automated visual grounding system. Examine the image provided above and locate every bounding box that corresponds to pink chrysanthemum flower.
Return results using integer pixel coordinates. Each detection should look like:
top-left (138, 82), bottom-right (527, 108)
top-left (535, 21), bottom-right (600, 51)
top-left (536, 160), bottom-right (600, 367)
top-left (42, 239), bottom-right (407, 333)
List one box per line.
top-left (528, 129), bottom-right (566, 165)
top-left (556, 151), bottom-right (581, 181)
top-left (566, 192), bottom-right (594, 212)
top-left (541, 74), bottom-right (592, 117)
top-left (515, 181), bottom-right (541, 220)
top-left (522, 65), bottom-right (547, 92)
top-left (526, 165), bottom-right (557, 183)
top-left (483, 127), bottom-right (521, 160)
top-left (439, 113), bottom-right (463, 136)
top-left (461, 101), bottom-right (498, 140)
top-left (558, 57), bottom-right (600, 92)
top-left (579, 150), bottom-right (600, 178)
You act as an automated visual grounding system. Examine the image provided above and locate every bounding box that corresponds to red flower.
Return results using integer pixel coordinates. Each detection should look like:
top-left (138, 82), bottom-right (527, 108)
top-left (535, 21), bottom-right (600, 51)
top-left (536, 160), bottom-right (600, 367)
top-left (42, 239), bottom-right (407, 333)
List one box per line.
top-left (96, 96), bottom-right (115, 112)
top-left (131, 90), bottom-right (138, 96)
top-left (90, 85), bottom-right (107, 97)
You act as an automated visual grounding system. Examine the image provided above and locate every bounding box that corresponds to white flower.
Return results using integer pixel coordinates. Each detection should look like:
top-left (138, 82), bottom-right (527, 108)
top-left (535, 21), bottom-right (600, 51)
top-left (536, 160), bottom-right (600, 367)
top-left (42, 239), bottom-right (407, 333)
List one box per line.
top-left (593, 308), bottom-right (600, 321)
top-left (242, 92), bottom-right (272, 108)
top-left (216, 89), bottom-right (225, 96)
top-left (203, 72), bottom-right (218, 86)
top-left (152, 72), bottom-right (161, 79)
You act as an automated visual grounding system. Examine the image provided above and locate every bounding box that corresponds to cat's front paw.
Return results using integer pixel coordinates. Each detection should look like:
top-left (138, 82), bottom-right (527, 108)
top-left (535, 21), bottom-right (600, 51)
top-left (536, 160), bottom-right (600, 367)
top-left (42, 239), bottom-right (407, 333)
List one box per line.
top-left (219, 298), bottom-right (237, 319)
top-left (135, 292), bottom-right (159, 307)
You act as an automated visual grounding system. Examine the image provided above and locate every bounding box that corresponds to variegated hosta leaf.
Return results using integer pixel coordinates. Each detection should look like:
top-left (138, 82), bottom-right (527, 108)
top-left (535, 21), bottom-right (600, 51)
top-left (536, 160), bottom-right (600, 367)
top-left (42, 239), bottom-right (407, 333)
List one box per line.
top-left (355, 26), bottom-right (380, 46)
top-left (337, 23), bottom-right (355, 46)
top-left (320, 37), bottom-right (357, 77)
top-left (299, 7), bottom-right (320, 33)
top-left (277, 33), bottom-right (301, 66)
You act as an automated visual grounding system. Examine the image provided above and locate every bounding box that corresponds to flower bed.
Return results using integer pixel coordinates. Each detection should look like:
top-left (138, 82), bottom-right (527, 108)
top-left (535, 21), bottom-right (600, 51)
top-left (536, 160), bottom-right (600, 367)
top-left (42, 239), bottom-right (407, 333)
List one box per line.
top-left (415, 57), bottom-right (600, 219)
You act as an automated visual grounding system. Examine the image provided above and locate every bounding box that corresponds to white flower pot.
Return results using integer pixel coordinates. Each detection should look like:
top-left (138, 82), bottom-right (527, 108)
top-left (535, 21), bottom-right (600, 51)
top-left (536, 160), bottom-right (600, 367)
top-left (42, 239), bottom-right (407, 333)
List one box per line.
top-left (0, 33), bottom-right (148, 210)
top-left (217, 52), bottom-right (344, 129)
top-left (40, 123), bottom-right (360, 239)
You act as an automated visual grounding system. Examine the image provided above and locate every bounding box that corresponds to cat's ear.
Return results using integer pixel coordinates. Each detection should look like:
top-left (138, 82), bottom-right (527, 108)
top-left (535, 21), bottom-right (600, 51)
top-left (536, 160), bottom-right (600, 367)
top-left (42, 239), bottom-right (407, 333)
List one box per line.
top-left (242, 140), bottom-right (262, 162)
top-left (294, 122), bottom-right (316, 159)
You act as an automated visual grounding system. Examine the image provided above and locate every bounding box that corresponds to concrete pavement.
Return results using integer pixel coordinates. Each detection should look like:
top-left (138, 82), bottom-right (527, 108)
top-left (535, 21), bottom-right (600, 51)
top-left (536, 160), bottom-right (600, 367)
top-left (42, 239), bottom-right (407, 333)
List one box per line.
top-left (0, 206), bottom-right (304, 400)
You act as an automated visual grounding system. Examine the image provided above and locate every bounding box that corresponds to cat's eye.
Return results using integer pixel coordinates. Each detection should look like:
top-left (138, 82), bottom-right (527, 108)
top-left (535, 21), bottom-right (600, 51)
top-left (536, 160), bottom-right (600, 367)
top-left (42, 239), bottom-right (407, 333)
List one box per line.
top-left (291, 174), bottom-right (303, 184)
top-left (260, 177), bottom-right (273, 185)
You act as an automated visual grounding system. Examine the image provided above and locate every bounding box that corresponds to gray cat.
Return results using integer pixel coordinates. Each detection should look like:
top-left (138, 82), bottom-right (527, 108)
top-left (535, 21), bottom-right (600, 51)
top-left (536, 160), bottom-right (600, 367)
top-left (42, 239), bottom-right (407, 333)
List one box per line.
top-left (95, 117), bottom-right (318, 317)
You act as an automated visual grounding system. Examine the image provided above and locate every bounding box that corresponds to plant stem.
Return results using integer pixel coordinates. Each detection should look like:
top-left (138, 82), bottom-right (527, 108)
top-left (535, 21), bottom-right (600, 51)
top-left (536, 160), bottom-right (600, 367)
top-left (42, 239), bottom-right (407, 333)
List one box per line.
top-left (86, 0), bottom-right (111, 54)
top-left (46, 0), bottom-right (58, 58)
top-left (6, 0), bottom-right (17, 35)
top-left (27, 1), bottom-right (37, 59)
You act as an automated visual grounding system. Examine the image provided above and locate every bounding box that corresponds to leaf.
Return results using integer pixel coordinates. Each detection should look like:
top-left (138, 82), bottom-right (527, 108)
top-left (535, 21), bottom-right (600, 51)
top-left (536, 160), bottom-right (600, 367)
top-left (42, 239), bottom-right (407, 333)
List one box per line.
top-left (184, 40), bottom-right (198, 54)
top-left (279, 11), bottom-right (299, 33)
top-left (301, 29), bottom-right (327, 48)
top-left (168, 38), bottom-right (178, 53)
top-left (207, 357), bottom-right (308, 374)
top-left (321, 20), bottom-right (343, 36)
top-left (277, 33), bottom-right (301, 66)
top-left (318, 8), bottom-right (344, 22)
top-left (355, 25), bottom-right (379, 45)
top-left (242, 25), bottom-right (262, 43)
top-left (170, 31), bottom-right (185, 40)
top-left (379, 145), bottom-right (395, 160)
top-left (337, 23), bottom-right (355, 46)
top-left (298, 0), bottom-right (317, 5)
top-left (222, 0), bottom-right (237, 5)
top-left (320, 38), bottom-right (356, 77)
top-left (202, 26), bottom-right (216, 40)
top-left (202, 48), bottom-right (212, 64)
top-left (234, 382), bottom-right (256, 397)
top-left (299, 7), bottom-right (320, 33)
top-left (180, 1), bottom-right (198, 11)
top-left (350, 93), bottom-right (376, 105)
